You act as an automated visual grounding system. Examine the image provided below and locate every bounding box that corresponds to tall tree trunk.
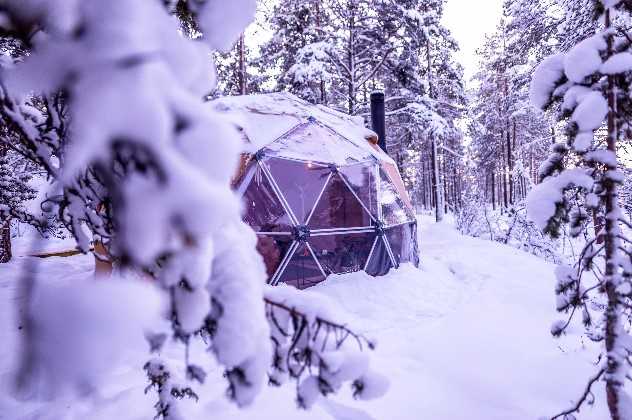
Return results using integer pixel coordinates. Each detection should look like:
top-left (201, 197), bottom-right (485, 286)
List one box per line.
top-left (426, 38), bottom-right (442, 221)
top-left (431, 138), bottom-right (443, 222)
top-left (0, 143), bottom-right (10, 263)
top-left (501, 141), bottom-right (508, 209)
top-left (452, 165), bottom-right (458, 211)
top-left (315, 0), bottom-right (326, 104)
top-left (347, 1), bottom-right (355, 114)
top-left (604, 10), bottom-right (623, 419)
top-left (238, 33), bottom-right (247, 95)
top-left (507, 119), bottom-right (514, 205)
top-left (0, 218), bottom-right (10, 263)
top-left (442, 151), bottom-right (449, 214)
top-left (420, 160), bottom-right (427, 209)
top-left (491, 170), bottom-right (496, 210)
top-left (485, 171), bottom-right (489, 203)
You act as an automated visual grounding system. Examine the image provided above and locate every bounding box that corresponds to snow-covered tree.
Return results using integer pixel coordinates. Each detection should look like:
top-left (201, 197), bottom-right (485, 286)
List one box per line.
top-left (257, 0), bottom-right (329, 103)
top-left (0, 0), bottom-right (386, 415)
top-left (0, 35), bottom-right (48, 262)
top-left (382, 0), bottom-right (466, 221)
top-left (527, 1), bottom-right (632, 417)
top-left (0, 144), bottom-right (36, 262)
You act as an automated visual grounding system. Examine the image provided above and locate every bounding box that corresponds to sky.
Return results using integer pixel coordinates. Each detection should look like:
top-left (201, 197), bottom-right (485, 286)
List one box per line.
top-left (442, 0), bottom-right (505, 80)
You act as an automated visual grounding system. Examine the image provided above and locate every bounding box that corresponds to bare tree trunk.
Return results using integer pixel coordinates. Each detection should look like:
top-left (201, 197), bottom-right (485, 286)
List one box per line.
top-left (452, 164), bottom-right (458, 211)
top-left (0, 143), bottom-right (11, 263)
top-left (501, 141), bottom-right (508, 209)
top-left (421, 160), bottom-right (427, 209)
top-left (347, 1), bottom-right (355, 115)
top-left (238, 33), bottom-right (247, 95)
top-left (604, 10), bottom-right (623, 419)
top-left (508, 119), bottom-right (514, 205)
top-left (491, 170), bottom-right (496, 210)
top-left (315, 0), bottom-right (326, 104)
top-left (431, 138), bottom-right (443, 222)
top-left (0, 218), bottom-right (10, 263)
top-left (484, 171), bottom-right (489, 203)
top-left (426, 38), bottom-right (442, 221)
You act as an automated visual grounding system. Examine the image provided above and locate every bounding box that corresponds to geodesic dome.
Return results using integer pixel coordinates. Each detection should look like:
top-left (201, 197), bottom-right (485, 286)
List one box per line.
top-left (212, 93), bottom-right (419, 289)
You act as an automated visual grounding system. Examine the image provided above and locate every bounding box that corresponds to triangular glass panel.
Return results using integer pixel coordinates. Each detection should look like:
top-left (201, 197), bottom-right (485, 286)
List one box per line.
top-left (385, 223), bottom-right (420, 267)
top-left (378, 169), bottom-right (414, 227)
top-left (309, 173), bottom-right (373, 229)
top-left (309, 232), bottom-right (377, 275)
top-left (339, 163), bottom-right (378, 219)
top-left (277, 242), bottom-right (326, 289)
top-left (265, 157), bottom-right (331, 225)
top-left (364, 236), bottom-right (394, 277)
top-left (241, 163), bottom-right (293, 233)
top-left (258, 235), bottom-right (295, 280)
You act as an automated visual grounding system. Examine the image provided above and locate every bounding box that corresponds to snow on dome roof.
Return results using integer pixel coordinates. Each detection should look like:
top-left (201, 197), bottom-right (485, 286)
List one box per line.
top-left (210, 92), bottom-right (393, 165)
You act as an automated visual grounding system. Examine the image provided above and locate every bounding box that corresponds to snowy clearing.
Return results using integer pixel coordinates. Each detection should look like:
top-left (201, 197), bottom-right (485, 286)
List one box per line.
top-left (0, 216), bottom-right (608, 419)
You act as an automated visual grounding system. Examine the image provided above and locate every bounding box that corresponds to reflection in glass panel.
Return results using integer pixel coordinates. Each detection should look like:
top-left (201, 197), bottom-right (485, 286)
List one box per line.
top-left (309, 232), bottom-right (376, 275)
top-left (385, 223), bottom-right (420, 267)
top-left (364, 236), bottom-right (393, 276)
top-left (241, 164), bottom-right (293, 232)
top-left (309, 173), bottom-right (373, 229)
top-left (257, 235), bottom-right (294, 279)
top-left (265, 158), bottom-right (330, 224)
top-left (379, 169), bottom-right (413, 226)
top-left (339, 163), bottom-right (378, 219)
top-left (277, 242), bottom-right (326, 289)
top-left (409, 222), bottom-right (420, 267)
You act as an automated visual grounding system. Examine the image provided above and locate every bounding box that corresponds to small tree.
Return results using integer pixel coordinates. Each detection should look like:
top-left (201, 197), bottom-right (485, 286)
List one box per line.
top-left (0, 144), bottom-right (36, 262)
top-left (527, 1), bottom-right (632, 418)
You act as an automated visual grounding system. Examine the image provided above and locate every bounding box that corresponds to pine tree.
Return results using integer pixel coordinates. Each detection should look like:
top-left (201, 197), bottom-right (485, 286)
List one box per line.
top-left (527, 1), bottom-right (632, 418)
top-left (214, 33), bottom-right (263, 97)
top-left (257, 0), bottom-right (327, 103)
top-left (0, 32), bottom-right (39, 262)
top-left (0, 144), bottom-right (36, 262)
top-left (381, 0), bottom-right (466, 220)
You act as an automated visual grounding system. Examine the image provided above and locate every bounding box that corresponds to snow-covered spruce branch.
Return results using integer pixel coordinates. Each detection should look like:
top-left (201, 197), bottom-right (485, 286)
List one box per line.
top-left (262, 287), bottom-right (387, 408)
top-left (144, 358), bottom-right (200, 420)
top-left (142, 282), bottom-right (386, 417)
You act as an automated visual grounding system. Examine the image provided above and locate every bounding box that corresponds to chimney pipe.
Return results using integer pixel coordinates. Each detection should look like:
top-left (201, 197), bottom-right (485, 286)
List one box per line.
top-left (370, 91), bottom-right (387, 154)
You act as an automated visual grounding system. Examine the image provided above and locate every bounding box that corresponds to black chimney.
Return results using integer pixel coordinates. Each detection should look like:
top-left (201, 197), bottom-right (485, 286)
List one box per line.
top-left (370, 91), bottom-right (386, 154)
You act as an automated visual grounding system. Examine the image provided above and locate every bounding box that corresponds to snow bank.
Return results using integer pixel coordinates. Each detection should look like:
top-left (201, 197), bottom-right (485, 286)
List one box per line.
top-left (0, 218), bottom-right (611, 419)
top-left (24, 274), bottom-right (163, 397)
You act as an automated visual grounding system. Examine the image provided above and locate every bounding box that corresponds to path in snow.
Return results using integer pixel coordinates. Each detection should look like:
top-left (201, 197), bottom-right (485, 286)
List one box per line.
top-left (0, 217), bottom-right (608, 420)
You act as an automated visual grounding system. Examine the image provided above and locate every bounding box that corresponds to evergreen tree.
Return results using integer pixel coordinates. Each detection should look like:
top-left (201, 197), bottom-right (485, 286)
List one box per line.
top-left (381, 0), bottom-right (467, 220)
top-left (0, 145), bottom-right (36, 262)
top-left (527, 1), bottom-right (632, 417)
top-left (257, 0), bottom-right (328, 103)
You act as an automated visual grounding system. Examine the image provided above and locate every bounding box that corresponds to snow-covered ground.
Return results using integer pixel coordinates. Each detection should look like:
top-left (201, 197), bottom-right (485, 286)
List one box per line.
top-left (0, 216), bottom-right (608, 419)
